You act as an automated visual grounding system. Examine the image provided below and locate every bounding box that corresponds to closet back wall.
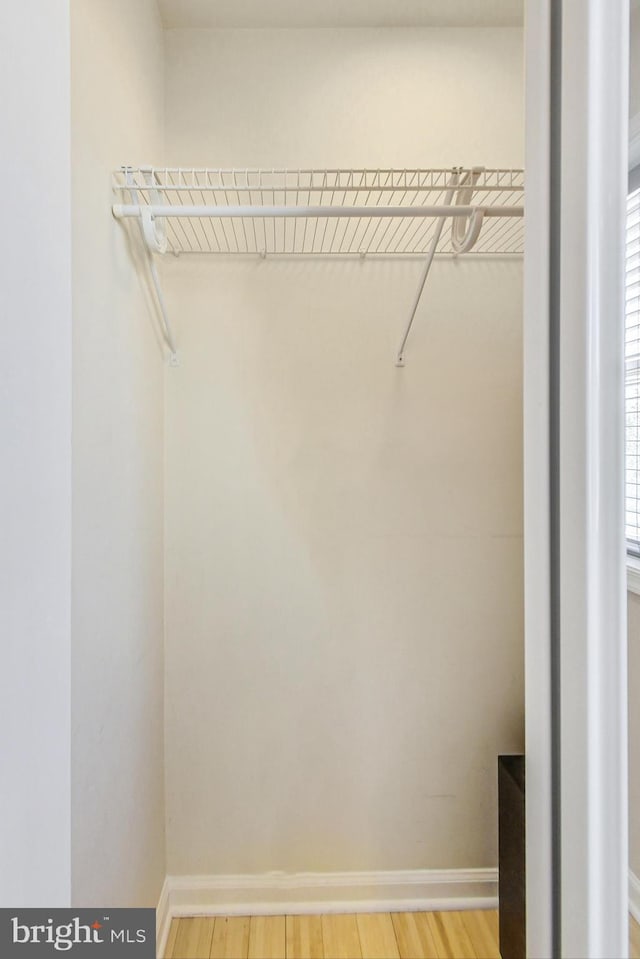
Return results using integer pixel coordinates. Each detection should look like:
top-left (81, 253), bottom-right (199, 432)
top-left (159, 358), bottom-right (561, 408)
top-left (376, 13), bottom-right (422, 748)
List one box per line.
top-left (163, 27), bottom-right (524, 876)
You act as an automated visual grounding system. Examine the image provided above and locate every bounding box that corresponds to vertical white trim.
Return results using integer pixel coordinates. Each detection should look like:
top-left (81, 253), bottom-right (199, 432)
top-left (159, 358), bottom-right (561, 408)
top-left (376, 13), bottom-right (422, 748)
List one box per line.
top-left (0, 0), bottom-right (72, 906)
top-left (559, 1), bottom-right (629, 956)
top-left (630, 871), bottom-right (640, 925)
top-left (628, 555), bottom-right (640, 595)
top-left (629, 111), bottom-right (640, 170)
top-left (524, 0), bottom-right (554, 954)
top-left (156, 878), bottom-right (172, 959)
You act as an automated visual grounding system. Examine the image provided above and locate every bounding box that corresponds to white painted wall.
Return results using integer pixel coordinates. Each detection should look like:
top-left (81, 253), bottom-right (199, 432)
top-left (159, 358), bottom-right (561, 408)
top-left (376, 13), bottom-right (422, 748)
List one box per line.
top-left (0, 0), bottom-right (72, 907)
top-left (163, 27), bottom-right (525, 875)
top-left (70, 0), bottom-right (166, 907)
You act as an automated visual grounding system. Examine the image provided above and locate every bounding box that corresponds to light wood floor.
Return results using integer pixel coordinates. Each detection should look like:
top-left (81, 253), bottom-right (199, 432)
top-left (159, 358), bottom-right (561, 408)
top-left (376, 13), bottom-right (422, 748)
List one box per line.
top-left (164, 911), bottom-right (499, 959)
top-left (165, 911), bottom-right (640, 959)
top-left (632, 914), bottom-right (640, 959)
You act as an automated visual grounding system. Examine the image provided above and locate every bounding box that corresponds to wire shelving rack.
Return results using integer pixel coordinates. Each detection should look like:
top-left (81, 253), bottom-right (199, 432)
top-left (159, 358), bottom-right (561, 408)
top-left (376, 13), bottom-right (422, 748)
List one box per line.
top-left (112, 165), bottom-right (524, 362)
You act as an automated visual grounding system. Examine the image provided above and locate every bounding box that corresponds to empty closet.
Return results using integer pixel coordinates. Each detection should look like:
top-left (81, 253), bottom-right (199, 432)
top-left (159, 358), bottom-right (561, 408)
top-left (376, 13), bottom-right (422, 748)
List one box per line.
top-left (6, 2), bottom-right (636, 956)
top-left (71, 0), bottom-right (525, 936)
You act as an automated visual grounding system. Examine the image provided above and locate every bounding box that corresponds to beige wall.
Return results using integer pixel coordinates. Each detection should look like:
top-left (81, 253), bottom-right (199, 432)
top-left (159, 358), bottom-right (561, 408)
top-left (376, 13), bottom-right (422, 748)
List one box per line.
top-left (70, 0), bottom-right (166, 906)
top-left (163, 27), bottom-right (525, 875)
top-left (165, 27), bottom-right (523, 168)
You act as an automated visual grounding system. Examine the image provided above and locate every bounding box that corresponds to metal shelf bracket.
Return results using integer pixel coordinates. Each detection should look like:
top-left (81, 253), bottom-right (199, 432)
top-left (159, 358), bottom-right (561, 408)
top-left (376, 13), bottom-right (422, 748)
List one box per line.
top-left (395, 167), bottom-right (484, 366)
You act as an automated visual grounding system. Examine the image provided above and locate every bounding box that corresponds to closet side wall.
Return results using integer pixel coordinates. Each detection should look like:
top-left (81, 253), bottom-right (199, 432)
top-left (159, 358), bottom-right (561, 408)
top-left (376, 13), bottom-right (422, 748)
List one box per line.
top-left (70, 0), bottom-right (166, 907)
top-left (164, 27), bottom-right (524, 876)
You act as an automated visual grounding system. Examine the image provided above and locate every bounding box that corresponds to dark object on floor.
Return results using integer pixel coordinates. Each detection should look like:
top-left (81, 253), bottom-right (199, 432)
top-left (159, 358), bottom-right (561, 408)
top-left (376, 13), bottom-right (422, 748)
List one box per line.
top-left (498, 754), bottom-right (525, 959)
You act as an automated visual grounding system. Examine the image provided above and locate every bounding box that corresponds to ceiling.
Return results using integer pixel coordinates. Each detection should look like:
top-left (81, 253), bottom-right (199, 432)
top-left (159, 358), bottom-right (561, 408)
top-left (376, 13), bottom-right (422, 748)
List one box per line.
top-left (158, 0), bottom-right (524, 30)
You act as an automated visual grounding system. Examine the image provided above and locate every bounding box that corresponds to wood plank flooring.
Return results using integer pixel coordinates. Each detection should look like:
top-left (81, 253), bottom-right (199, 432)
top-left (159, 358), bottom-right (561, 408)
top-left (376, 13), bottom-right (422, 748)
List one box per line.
top-left (632, 914), bottom-right (640, 959)
top-left (166, 911), bottom-right (640, 959)
top-left (164, 911), bottom-right (499, 958)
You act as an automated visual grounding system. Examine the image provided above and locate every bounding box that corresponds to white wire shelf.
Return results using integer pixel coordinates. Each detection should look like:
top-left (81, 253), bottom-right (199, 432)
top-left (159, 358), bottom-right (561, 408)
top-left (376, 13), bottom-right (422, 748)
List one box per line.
top-left (112, 165), bottom-right (524, 364)
top-left (112, 166), bottom-right (524, 258)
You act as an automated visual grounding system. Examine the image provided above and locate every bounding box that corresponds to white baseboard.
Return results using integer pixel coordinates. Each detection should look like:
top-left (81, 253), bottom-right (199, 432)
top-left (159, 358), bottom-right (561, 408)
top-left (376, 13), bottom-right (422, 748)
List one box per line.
top-left (156, 876), bottom-right (171, 959)
top-left (630, 870), bottom-right (640, 926)
top-left (162, 868), bottom-right (497, 922)
top-left (156, 863), bottom-right (640, 956)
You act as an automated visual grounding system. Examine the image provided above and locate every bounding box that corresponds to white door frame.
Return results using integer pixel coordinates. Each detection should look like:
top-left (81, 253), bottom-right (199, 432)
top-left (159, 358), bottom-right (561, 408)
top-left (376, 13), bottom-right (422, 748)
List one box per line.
top-left (524, 1), bottom-right (629, 955)
top-left (523, 0), bottom-right (554, 952)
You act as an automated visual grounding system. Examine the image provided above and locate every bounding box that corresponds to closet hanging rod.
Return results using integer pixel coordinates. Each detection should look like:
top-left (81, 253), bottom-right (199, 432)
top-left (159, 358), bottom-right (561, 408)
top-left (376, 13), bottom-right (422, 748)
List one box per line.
top-left (112, 166), bottom-right (525, 258)
top-left (113, 203), bottom-right (523, 220)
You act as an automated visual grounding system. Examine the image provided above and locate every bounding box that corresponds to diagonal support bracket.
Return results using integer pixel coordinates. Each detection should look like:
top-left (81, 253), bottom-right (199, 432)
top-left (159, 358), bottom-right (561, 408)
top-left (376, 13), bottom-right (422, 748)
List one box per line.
top-left (123, 167), bottom-right (178, 363)
top-left (395, 167), bottom-right (484, 366)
